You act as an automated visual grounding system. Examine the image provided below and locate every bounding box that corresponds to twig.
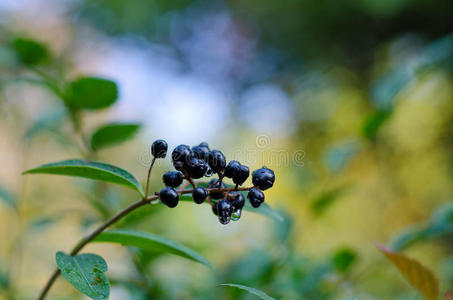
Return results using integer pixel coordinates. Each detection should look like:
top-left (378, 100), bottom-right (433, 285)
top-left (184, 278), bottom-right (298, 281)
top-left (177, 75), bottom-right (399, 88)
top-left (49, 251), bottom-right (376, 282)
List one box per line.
top-left (144, 157), bottom-right (156, 198)
top-left (37, 185), bottom-right (252, 300)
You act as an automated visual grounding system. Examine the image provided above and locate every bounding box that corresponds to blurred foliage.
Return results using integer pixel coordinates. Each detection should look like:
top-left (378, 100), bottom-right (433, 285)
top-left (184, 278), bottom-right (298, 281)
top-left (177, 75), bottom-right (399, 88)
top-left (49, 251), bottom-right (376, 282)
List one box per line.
top-left (1, 0), bottom-right (453, 299)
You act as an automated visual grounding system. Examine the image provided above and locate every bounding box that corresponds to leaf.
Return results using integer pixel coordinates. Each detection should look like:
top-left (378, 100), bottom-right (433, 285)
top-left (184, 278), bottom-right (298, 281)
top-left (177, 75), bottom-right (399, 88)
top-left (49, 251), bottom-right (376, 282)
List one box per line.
top-left (56, 252), bottom-right (109, 299)
top-left (23, 159), bottom-right (144, 197)
top-left (92, 230), bottom-right (211, 267)
top-left (0, 184), bottom-right (16, 209)
top-left (243, 200), bottom-right (285, 222)
top-left (323, 140), bottom-right (360, 173)
top-left (391, 202), bottom-right (453, 251)
top-left (332, 248), bottom-right (357, 272)
top-left (219, 283), bottom-right (276, 300)
top-left (11, 37), bottom-right (49, 65)
top-left (66, 77), bottom-right (118, 110)
top-left (377, 245), bottom-right (439, 300)
top-left (362, 109), bottom-right (392, 141)
top-left (90, 123), bottom-right (141, 151)
top-left (444, 291), bottom-right (453, 300)
top-left (311, 187), bottom-right (346, 217)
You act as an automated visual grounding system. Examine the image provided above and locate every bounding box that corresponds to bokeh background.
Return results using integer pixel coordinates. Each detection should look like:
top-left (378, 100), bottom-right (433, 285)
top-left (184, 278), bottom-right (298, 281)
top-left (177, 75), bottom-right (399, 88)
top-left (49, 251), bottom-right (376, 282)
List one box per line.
top-left (1, 0), bottom-right (453, 299)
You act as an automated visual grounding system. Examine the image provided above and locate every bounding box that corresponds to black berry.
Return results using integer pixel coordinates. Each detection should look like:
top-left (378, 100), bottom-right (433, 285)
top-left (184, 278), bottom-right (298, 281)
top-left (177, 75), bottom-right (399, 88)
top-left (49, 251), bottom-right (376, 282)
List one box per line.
top-left (192, 187), bottom-right (207, 204)
top-left (207, 150), bottom-right (226, 173)
top-left (159, 187), bottom-right (179, 208)
top-left (199, 142), bottom-right (209, 148)
top-left (233, 164), bottom-right (249, 186)
top-left (212, 202), bottom-right (219, 215)
top-left (172, 144), bottom-right (192, 171)
top-left (228, 192), bottom-right (245, 210)
top-left (186, 157), bottom-right (208, 179)
top-left (252, 167), bottom-right (275, 190)
top-left (151, 139), bottom-right (168, 158)
top-left (162, 171), bottom-right (183, 188)
top-left (247, 188), bottom-right (265, 208)
top-left (192, 142), bottom-right (210, 161)
top-left (208, 178), bottom-right (226, 199)
top-left (224, 160), bottom-right (240, 178)
top-left (218, 199), bottom-right (233, 224)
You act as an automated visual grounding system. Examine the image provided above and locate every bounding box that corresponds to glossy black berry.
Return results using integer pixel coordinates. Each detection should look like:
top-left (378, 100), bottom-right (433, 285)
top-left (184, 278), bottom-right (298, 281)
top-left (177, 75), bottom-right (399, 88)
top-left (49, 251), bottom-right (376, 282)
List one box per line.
top-left (252, 167), bottom-right (275, 190)
top-left (199, 142), bottom-right (209, 148)
top-left (207, 150), bottom-right (226, 173)
top-left (247, 187), bottom-right (265, 208)
top-left (208, 178), bottom-right (226, 199)
top-left (186, 157), bottom-right (208, 179)
top-left (224, 160), bottom-right (240, 178)
top-left (218, 199), bottom-right (233, 224)
top-left (172, 144), bottom-right (192, 171)
top-left (162, 171), bottom-right (183, 188)
top-left (193, 187), bottom-right (207, 204)
top-left (212, 202), bottom-right (219, 215)
top-left (228, 191), bottom-right (245, 210)
top-left (159, 187), bottom-right (179, 208)
top-left (151, 139), bottom-right (168, 158)
top-left (192, 142), bottom-right (210, 161)
top-left (233, 164), bottom-right (249, 186)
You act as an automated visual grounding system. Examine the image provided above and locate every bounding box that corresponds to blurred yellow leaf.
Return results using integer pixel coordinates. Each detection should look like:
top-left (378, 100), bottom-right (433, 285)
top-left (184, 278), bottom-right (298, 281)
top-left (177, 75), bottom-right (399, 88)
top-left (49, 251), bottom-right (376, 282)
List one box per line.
top-left (444, 291), bottom-right (453, 300)
top-left (377, 245), bottom-right (439, 300)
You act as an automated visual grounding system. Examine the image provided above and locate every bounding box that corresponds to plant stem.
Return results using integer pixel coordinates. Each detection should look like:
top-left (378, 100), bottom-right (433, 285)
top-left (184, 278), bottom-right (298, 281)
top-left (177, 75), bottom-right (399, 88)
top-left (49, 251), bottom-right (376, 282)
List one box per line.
top-left (37, 186), bottom-right (252, 300)
top-left (144, 157), bottom-right (156, 198)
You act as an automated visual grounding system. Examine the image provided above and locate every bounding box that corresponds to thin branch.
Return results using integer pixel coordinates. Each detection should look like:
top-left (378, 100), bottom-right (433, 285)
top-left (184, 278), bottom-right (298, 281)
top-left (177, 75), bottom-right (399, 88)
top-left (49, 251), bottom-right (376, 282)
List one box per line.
top-left (144, 157), bottom-right (156, 198)
top-left (37, 185), bottom-right (252, 300)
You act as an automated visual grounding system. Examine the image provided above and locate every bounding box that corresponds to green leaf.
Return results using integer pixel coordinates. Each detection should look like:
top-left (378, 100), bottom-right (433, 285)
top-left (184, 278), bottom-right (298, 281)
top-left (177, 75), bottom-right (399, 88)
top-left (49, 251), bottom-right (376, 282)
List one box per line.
top-left (23, 159), bottom-right (144, 197)
top-left (332, 248), bottom-right (357, 272)
top-left (391, 203), bottom-right (453, 251)
top-left (56, 252), bottom-right (109, 300)
top-left (362, 109), bottom-right (392, 141)
top-left (219, 283), bottom-right (276, 300)
top-left (66, 77), bottom-right (118, 110)
top-left (0, 184), bottom-right (16, 209)
top-left (92, 230), bottom-right (211, 268)
top-left (11, 37), bottom-right (49, 65)
top-left (90, 123), bottom-right (141, 151)
top-left (311, 187), bottom-right (346, 217)
top-left (243, 200), bottom-right (285, 222)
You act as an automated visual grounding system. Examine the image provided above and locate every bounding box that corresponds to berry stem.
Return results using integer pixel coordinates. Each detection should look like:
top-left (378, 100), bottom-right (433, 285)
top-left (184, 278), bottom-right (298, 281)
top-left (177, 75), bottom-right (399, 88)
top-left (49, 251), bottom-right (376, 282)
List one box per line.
top-left (144, 157), bottom-right (156, 198)
top-left (185, 176), bottom-right (197, 189)
top-left (36, 185), bottom-right (253, 300)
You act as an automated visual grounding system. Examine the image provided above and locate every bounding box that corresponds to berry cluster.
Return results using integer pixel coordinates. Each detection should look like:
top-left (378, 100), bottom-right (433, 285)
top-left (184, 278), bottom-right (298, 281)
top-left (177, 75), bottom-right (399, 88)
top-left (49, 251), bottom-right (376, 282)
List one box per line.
top-left (150, 139), bottom-right (275, 224)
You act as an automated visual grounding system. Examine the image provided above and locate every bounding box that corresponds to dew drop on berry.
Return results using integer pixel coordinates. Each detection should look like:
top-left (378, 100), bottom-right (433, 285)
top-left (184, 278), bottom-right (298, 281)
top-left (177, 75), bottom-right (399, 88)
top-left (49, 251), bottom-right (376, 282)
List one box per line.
top-left (231, 209), bottom-right (241, 221)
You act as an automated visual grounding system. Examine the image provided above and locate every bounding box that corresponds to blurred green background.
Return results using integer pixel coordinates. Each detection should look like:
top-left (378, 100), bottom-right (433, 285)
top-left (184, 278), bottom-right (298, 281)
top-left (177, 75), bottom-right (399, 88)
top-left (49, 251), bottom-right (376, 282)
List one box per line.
top-left (1, 0), bottom-right (453, 299)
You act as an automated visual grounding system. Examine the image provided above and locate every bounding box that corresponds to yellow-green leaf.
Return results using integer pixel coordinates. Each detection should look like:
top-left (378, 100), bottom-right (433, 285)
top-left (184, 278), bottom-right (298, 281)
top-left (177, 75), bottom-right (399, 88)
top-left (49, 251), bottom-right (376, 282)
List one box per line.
top-left (377, 245), bottom-right (439, 300)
